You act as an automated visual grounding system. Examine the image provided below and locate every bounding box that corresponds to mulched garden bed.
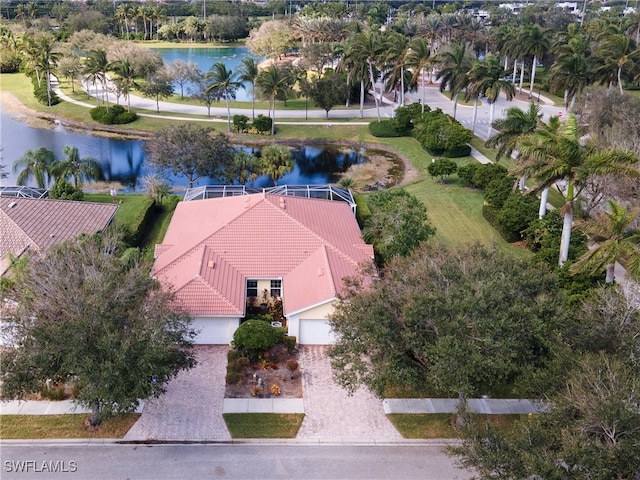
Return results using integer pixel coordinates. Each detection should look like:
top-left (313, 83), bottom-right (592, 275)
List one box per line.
top-left (224, 344), bottom-right (303, 399)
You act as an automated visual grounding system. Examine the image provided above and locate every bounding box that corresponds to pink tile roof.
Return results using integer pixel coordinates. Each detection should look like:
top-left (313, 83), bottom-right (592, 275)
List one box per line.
top-left (153, 193), bottom-right (374, 317)
top-left (0, 197), bottom-right (118, 264)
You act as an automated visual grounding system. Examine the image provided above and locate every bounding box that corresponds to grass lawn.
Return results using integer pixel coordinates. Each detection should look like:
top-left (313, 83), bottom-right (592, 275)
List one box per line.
top-left (387, 413), bottom-right (525, 439)
top-left (84, 193), bottom-right (154, 234)
top-left (0, 414), bottom-right (140, 439)
top-left (223, 413), bottom-right (304, 438)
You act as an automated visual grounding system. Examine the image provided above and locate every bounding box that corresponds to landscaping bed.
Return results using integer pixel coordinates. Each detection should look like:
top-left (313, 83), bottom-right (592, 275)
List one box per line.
top-left (224, 344), bottom-right (303, 399)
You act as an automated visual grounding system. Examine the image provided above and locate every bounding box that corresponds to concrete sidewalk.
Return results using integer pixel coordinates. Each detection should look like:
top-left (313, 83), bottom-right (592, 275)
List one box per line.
top-left (0, 400), bottom-right (144, 415)
top-left (384, 398), bottom-right (544, 415)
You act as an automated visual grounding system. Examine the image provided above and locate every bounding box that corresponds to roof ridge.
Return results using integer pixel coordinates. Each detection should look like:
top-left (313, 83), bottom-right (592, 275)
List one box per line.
top-left (0, 209), bottom-right (37, 252)
top-left (263, 194), bottom-right (361, 267)
top-left (179, 275), bottom-right (243, 315)
top-left (319, 245), bottom-right (337, 296)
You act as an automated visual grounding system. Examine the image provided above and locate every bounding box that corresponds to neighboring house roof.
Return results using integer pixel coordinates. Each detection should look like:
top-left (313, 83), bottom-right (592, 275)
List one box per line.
top-left (0, 197), bottom-right (118, 273)
top-left (153, 193), bottom-right (374, 317)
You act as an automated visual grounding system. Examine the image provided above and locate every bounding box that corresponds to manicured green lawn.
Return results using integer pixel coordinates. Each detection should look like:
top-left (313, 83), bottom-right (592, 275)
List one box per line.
top-left (84, 193), bottom-right (153, 235)
top-left (223, 413), bottom-right (304, 438)
top-left (0, 414), bottom-right (140, 439)
top-left (387, 413), bottom-right (525, 439)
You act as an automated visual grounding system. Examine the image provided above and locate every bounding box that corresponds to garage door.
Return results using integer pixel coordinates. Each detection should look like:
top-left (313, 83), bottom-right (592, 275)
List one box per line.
top-left (298, 319), bottom-right (335, 345)
top-left (192, 318), bottom-right (238, 344)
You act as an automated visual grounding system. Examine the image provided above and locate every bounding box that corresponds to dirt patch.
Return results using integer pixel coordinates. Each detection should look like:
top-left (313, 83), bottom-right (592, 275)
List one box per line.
top-left (225, 344), bottom-right (303, 399)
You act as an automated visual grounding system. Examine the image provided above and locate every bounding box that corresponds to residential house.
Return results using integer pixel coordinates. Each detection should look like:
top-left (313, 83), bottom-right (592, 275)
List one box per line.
top-left (152, 192), bottom-right (374, 345)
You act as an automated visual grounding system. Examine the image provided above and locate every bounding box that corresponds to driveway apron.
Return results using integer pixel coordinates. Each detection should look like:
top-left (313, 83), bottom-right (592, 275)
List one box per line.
top-left (296, 345), bottom-right (402, 441)
top-left (124, 346), bottom-right (231, 441)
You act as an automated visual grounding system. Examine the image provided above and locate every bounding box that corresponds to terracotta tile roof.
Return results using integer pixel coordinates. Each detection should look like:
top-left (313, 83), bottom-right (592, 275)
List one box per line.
top-left (153, 193), bottom-right (374, 317)
top-left (0, 197), bottom-right (118, 266)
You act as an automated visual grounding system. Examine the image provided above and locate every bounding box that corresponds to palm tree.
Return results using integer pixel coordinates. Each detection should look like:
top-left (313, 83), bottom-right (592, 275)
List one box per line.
top-left (382, 32), bottom-right (410, 107)
top-left (256, 65), bottom-right (290, 136)
top-left (436, 42), bottom-right (472, 120)
top-left (516, 113), bottom-right (639, 266)
top-left (518, 24), bottom-right (549, 100)
top-left (206, 62), bottom-right (244, 133)
top-left (232, 151), bottom-right (260, 185)
top-left (239, 56), bottom-right (259, 120)
top-left (51, 146), bottom-right (102, 189)
top-left (83, 49), bottom-right (110, 108)
top-left (347, 31), bottom-right (385, 121)
top-left (13, 147), bottom-right (55, 188)
top-left (467, 55), bottom-right (515, 137)
top-left (339, 33), bottom-right (371, 119)
top-left (258, 144), bottom-right (294, 186)
top-left (570, 200), bottom-right (640, 283)
top-left (110, 59), bottom-right (138, 112)
top-left (406, 38), bottom-right (432, 113)
top-left (594, 33), bottom-right (639, 94)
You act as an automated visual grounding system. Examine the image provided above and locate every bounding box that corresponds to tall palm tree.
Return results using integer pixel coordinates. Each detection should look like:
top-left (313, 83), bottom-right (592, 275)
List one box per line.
top-left (258, 144), bottom-right (294, 186)
top-left (339, 33), bottom-right (370, 119)
top-left (239, 56), bottom-right (259, 120)
top-left (347, 31), bottom-right (385, 121)
top-left (467, 55), bottom-right (515, 137)
top-left (570, 200), bottom-right (640, 283)
top-left (436, 42), bottom-right (472, 120)
top-left (518, 24), bottom-right (549, 99)
top-left (594, 33), bottom-right (639, 94)
top-left (516, 113), bottom-right (639, 266)
top-left (406, 38), bottom-right (432, 113)
top-left (256, 65), bottom-right (290, 136)
top-left (382, 32), bottom-right (410, 107)
top-left (13, 147), bottom-right (55, 188)
top-left (206, 61), bottom-right (244, 133)
top-left (83, 49), bottom-right (110, 108)
top-left (110, 59), bottom-right (138, 112)
top-left (51, 146), bottom-right (102, 189)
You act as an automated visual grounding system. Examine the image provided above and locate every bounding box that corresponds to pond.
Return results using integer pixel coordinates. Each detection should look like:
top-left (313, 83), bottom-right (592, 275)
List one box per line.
top-left (0, 109), bottom-right (401, 192)
top-left (151, 46), bottom-right (260, 102)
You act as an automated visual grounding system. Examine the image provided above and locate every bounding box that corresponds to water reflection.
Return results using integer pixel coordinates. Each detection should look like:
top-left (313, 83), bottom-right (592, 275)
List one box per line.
top-left (0, 110), bottom-right (378, 191)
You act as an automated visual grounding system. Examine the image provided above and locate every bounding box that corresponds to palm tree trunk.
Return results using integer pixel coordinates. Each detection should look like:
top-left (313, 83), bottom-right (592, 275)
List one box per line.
top-left (512, 60), bottom-right (517, 85)
top-left (617, 66), bottom-right (624, 94)
top-left (400, 65), bottom-right (405, 106)
top-left (539, 186), bottom-right (549, 218)
top-left (529, 54), bottom-right (538, 99)
top-left (225, 96), bottom-right (231, 133)
top-left (421, 66), bottom-right (426, 113)
top-left (519, 174), bottom-right (527, 191)
top-left (360, 79), bottom-right (365, 119)
top-left (368, 60), bottom-right (381, 122)
top-left (488, 102), bottom-right (496, 138)
top-left (559, 202), bottom-right (573, 266)
top-left (471, 98), bottom-right (478, 135)
top-left (94, 81), bottom-right (100, 107)
top-left (271, 95), bottom-right (276, 136)
top-left (518, 61), bottom-right (525, 94)
top-left (606, 263), bottom-right (616, 283)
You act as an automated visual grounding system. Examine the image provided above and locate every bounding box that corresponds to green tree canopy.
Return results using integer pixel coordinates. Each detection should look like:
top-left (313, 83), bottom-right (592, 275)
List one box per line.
top-left (328, 243), bottom-right (569, 398)
top-left (0, 234), bottom-right (196, 426)
top-left (145, 124), bottom-right (235, 188)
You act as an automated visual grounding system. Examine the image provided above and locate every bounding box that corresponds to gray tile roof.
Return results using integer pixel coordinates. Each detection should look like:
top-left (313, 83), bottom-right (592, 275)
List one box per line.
top-left (0, 197), bottom-right (118, 263)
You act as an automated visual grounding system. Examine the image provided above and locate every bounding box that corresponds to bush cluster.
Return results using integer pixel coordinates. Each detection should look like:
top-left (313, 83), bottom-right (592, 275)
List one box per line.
top-left (252, 114), bottom-right (273, 134)
top-left (49, 179), bottom-right (83, 201)
top-left (31, 76), bottom-right (60, 106)
top-left (232, 319), bottom-right (286, 361)
top-left (414, 108), bottom-right (472, 157)
top-left (90, 105), bottom-right (138, 125)
top-left (368, 119), bottom-right (403, 138)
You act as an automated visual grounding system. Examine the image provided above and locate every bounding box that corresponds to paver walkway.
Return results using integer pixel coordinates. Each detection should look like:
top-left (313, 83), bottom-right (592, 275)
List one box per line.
top-left (123, 345), bottom-right (231, 441)
top-left (296, 345), bottom-right (402, 441)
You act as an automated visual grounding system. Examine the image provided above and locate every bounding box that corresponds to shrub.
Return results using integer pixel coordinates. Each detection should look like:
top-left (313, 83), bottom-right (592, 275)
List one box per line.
top-left (252, 114), bottom-right (272, 133)
top-left (472, 163), bottom-right (508, 189)
top-left (226, 371), bottom-right (241, 385)
top-left (235, 357), bottom-right (251, 371)
top-left (427, 158), bottom-right (458, 183)
top-left (368, 120), bottom-right (402, 137)
top-left (233, 320), bottom-right (285, 359)
top-left (484, 175), bottom-right (517, 208)
top-left (415, 109), bottom-right (472, 156)
top-left (284, 336), bottom-right (297, 353)
top-left (40, 382), bottom-right (67, 401)
top-left (228, 349), bottom-right (242, 364)
top-left (90, 105), bottom-right (138, 125)
top-left (31, 76), bottom-right (60, 106)
top-left (391, 105), bottom-right (417, 134)
top-left (457, 163), bottom-right (480, 186)
top-left (233, 114), bottom-right (249, 132)
top-left (49, 179), bottom-right (83, 201)
top-left (354, 193), bottom-right (371, 228)
top-left (495, 192), bottom-right (539, 243)
top-left (286, 359), bottom-right (299, 373)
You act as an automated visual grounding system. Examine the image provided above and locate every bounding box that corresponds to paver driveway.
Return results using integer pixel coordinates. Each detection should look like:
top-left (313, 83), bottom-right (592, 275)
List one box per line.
top-left (296, 346), bottom-right (402, 441)
top-left (124, 346), bottom-right (232, 441)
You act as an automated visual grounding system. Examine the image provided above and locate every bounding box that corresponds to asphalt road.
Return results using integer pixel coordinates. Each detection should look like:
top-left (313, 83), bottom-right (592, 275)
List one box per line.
top-left (1, 443), bottom-right (474, 480)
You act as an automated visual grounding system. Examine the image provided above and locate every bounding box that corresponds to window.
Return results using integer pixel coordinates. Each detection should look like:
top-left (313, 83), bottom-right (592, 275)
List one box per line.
top-left (246, 280), bottom-right (258, 299)
top-left (270, 280), bottom-right (282, 298)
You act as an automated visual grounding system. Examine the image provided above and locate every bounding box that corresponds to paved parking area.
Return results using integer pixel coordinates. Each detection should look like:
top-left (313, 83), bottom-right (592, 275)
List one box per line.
top-left (124, 345), bottom-right (231, 441)
top-left (296, 346), bottom-right (402, 441)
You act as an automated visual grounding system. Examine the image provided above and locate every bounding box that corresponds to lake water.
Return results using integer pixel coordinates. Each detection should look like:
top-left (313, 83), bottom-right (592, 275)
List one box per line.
top-left (0, 109), bottom-right (370, 191)
top-left (152, 46), bottom-right (259, 102)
